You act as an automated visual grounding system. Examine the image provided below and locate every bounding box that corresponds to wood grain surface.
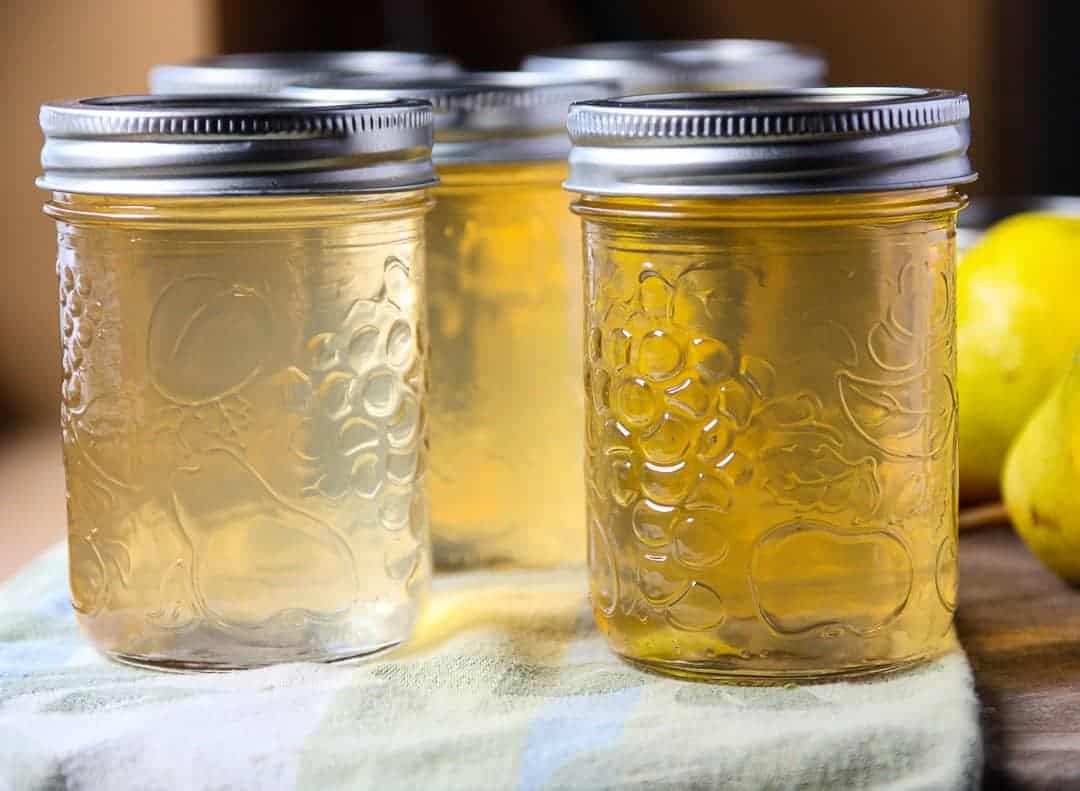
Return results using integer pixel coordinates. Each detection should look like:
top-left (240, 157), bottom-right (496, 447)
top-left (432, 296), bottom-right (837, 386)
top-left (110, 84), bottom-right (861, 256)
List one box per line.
top-left (957, 525), bottom-right (1080, 789)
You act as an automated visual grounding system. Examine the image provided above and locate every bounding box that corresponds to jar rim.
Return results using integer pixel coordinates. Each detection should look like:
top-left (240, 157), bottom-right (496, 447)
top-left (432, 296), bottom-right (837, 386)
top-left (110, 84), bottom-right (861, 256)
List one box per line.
top-left (37, 95), bottom-right (438, 196)
top-left (522, 38), bottom-right (826, 94)
top-left (565, 87), bottom-right (976, 197)
top-left (149, 50), bottom-right (461, 95)
top-left (282, 71), bottom-right (616, 164)
top-left (571, 186), bottom-right (967, 225)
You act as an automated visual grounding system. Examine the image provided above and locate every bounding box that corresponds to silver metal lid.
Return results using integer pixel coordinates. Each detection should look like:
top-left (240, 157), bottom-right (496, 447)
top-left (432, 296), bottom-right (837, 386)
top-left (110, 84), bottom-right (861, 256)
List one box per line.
top-left (282, 71), bottom-right (615, 163)
top-left (149, 51), bottom-right (461, 95)
top-left (565, 88), bottom-right (976, 198)
top-left (523, 39), bottom-right (826, 95)
top-left (38, 95), bottom-right (437, 196)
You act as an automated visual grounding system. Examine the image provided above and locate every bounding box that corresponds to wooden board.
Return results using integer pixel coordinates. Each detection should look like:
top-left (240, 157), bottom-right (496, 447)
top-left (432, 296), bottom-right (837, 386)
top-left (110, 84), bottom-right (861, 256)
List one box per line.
top-left (957, 525), bottom-right (1080, 789)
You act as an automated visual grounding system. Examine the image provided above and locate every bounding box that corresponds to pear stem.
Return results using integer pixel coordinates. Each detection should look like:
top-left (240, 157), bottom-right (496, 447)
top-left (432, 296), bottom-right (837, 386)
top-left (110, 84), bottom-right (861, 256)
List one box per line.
top-left (959, 501), bottom-right (1010, 530)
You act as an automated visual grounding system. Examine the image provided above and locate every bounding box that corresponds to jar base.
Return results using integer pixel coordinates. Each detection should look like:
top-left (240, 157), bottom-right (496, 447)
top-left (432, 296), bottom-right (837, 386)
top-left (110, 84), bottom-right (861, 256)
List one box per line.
top-left (102, 640), bottom-right (402, 674)
top-left (620, 653), bottom-right (934, 686)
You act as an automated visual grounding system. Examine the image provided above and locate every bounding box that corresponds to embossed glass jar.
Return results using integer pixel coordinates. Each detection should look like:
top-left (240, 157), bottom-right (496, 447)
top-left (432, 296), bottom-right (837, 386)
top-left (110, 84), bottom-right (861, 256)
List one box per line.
top-left (523, 39), bottom-right (826, 95)
top-left (566, 90), bottom-right (976, 682)
top-left (287, 73), bottom-right (612, 569)
top-left (38, 97), bottom-right (437, 670)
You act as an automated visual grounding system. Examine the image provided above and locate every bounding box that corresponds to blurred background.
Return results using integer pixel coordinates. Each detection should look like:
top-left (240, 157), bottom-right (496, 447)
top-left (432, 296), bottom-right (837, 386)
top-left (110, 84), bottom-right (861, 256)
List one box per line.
top-left (0, 0), bottom-right (1074, 574)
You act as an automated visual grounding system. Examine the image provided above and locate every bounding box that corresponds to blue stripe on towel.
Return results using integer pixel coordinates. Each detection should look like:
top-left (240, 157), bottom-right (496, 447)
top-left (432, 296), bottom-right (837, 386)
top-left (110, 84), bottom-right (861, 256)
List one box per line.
top-left (518, 686), bottom-right (641, 791)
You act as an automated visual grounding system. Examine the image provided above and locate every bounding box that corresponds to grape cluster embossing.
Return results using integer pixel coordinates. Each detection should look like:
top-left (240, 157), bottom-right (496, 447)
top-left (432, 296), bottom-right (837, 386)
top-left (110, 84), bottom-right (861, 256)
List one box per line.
top-left (59, 243), bottom-right (428, 638)
top-left (585, 232), bottom-right (958, 655)
top-left (587, 264), bottom-right (778, 632)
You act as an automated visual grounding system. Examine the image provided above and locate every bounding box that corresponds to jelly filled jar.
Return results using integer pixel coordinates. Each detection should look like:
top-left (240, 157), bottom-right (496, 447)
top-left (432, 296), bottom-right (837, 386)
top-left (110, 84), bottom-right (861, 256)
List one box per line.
top-left (287, 73), bottom-right (613, 568)
top-left (38, 97), bottom-right (437, 670)
top-left (566, 89), bottom-right (976, 681)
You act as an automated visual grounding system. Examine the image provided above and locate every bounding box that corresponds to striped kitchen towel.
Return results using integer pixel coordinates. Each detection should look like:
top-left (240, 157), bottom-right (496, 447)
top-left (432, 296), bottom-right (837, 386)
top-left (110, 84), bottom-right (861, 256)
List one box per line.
top-left (0, 545), bottom-right (981, 791)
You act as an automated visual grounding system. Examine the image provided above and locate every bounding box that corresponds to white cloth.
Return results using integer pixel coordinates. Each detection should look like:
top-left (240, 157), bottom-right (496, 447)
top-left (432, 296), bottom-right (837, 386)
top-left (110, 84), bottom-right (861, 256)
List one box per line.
top-left (0, 545), bottom-right (982, 790)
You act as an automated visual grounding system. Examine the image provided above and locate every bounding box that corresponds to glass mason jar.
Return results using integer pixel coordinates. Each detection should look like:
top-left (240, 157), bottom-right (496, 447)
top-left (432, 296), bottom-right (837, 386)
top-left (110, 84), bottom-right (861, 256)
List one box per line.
top-left (566, 90), bottom-right (976, 682)
top-left (38, 97), bottom-right (437, 671)
top-left (149, 51), bottom-right (460, 94)
top-left (286, 73), bottom-right (612, 568)
top-left (523, 39), bottom-right (826, 95)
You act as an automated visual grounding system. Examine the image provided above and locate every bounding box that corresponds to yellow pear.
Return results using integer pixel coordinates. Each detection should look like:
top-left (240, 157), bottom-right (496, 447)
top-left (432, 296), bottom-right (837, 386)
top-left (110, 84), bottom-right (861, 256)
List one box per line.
top-left (958, 212), bottom-right (1080, 503)
top-left (1002, 351), bottom-right (1080, 583)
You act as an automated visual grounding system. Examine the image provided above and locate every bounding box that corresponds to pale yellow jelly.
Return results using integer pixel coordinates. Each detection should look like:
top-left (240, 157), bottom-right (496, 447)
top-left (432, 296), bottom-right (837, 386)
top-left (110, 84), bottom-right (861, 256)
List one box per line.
top-left (575, 188), bottom-right (963, 681)
top-left (426, 161), bottom-right (585, 568)
top-left (47, 192), bottom-right (431, 670)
